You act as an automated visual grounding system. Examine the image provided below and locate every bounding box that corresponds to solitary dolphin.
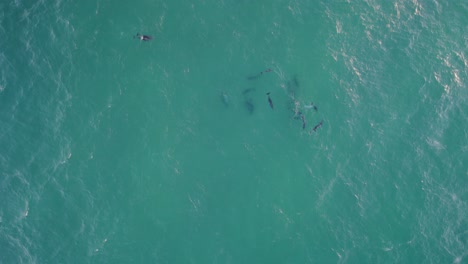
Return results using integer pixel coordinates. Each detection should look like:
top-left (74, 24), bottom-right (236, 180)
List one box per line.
top-left (135, 33), bottom-right (152, 41)
top-left (266, 92), bottom-right (274, 109)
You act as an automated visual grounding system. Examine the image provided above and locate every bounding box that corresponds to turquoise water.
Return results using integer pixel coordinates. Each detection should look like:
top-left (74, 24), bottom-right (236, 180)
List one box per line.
top-left (1, 0), bottom-right (467, 263)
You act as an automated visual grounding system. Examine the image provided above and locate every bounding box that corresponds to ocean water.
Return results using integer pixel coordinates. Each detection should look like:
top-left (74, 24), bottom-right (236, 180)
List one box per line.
top-left (1, 0), bottom-right (467, 263)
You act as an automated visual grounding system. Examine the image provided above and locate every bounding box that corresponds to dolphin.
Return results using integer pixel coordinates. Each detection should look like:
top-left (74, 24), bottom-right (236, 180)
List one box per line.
top-left (247, 68), bottom-right (272, 80)
top-left (247, 73), bottom-right (262, 80)
top-left (312, 120), bottom-right (323, 132)
top-left (303, 102), bottom-right (318, 111)
top-left (292, 75), bottom-right (299, 88)
top-left (293, 111), bottom-right (303, 120)
top-left (220, 92), bottom-right (230, 106)
top-left (245, 98), bottom-right (254, 114)
top-left (266, 92), bottom-right (274, 109)
top-left (135, 33), bottom-right (152, 41)
top-left (242, 88), bottom-right (255, 95)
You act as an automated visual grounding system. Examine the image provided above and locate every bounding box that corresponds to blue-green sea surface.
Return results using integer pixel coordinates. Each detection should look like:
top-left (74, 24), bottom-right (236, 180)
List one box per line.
top-left (1, 0), bottom-right (467, 263)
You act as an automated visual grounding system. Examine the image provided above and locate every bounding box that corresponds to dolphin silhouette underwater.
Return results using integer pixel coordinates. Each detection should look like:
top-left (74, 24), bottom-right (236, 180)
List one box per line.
top-left (245, 98), bottom-right (255, 114)
top-left (220, 91), bottom-right (230, 106)
top-left (247, 68), bottom-right (272, 80)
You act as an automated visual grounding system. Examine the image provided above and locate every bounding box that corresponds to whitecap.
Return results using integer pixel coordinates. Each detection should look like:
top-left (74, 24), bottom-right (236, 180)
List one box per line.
top-left (452, 69), bottom-right (462, 87)
top-left (425, 137), bottom-right (446, 151)
top-left (336, 20), bottom-right (342, 34)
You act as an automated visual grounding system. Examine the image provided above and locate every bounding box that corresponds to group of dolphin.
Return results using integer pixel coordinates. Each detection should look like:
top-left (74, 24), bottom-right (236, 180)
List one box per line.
top-left (224, 68), bottom-right (324, 134)
top-left (134, 34), bottom-right (324, 133)
top-left (284, 74), bottom-right (323, 133)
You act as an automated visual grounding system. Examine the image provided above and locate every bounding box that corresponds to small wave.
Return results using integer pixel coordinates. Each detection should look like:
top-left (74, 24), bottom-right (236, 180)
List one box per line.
top-left (425, 137), bottom-right (446, 151)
